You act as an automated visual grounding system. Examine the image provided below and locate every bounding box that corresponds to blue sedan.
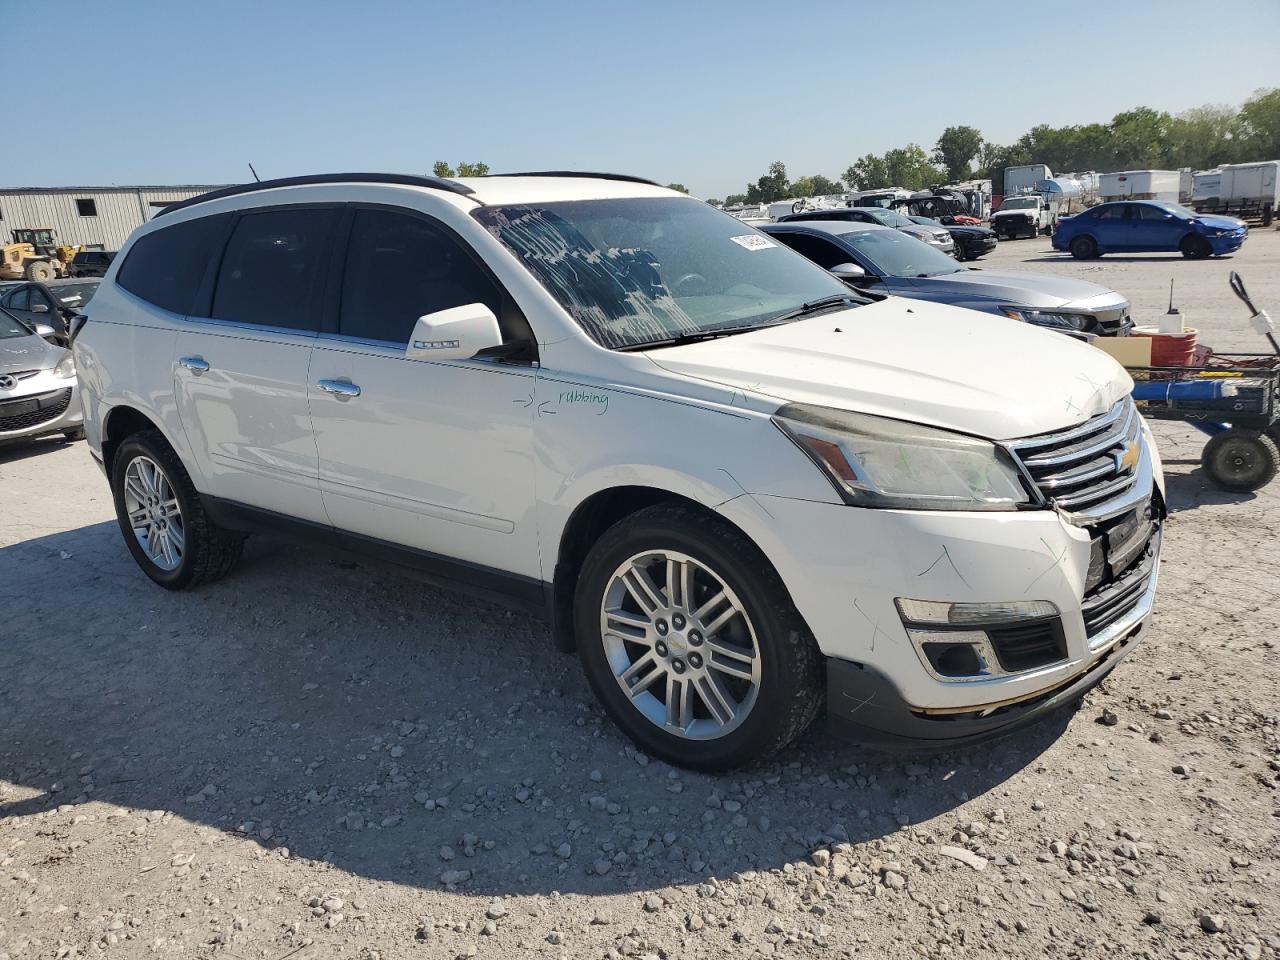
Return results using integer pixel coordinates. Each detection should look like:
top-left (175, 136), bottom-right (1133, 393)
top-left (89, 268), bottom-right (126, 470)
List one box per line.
top-left (1052, 201), bottom-right (1247, 260)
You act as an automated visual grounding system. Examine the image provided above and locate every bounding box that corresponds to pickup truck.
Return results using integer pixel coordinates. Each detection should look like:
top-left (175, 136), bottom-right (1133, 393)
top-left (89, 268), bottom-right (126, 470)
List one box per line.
top-left (992, 195), bottom-right (1054, 239)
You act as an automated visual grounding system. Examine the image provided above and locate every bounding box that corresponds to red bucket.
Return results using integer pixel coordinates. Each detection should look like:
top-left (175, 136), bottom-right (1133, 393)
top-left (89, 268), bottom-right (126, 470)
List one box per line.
top-left (1132, 327), bottom-right (1198, 367)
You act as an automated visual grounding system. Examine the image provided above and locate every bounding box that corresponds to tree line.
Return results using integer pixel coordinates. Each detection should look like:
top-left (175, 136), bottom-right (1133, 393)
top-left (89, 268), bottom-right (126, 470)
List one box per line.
top-left (711, 87), bottom-right (1280, 206)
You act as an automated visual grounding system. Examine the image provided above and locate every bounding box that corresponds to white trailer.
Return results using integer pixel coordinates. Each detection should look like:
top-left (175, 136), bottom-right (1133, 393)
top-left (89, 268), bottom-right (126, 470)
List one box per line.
top-left (1193, 161), bottom-right (1279, 224)
top-left (1002, 164), bottom-right (1052, 199)
top-left (1098, 170), bottom-right (1181, 203)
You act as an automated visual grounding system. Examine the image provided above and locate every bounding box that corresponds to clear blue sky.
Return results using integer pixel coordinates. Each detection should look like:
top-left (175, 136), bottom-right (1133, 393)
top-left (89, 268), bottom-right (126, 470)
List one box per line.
top-left (6, 0), bottom-right (1278, 198)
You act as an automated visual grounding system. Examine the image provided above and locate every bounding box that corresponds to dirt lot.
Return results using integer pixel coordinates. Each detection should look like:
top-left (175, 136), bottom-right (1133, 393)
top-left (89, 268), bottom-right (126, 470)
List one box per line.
top-left (2, 230), bottom-right (1279, 960)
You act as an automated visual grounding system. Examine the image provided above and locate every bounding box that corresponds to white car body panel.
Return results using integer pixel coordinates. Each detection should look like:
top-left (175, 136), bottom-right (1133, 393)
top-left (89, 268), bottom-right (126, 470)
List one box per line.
top-left (73, 175), bottom-right (1162, 727)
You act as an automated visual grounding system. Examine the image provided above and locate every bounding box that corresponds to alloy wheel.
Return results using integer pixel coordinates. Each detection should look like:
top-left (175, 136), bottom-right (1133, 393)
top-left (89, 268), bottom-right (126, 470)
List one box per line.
top-left (122, 455), bottom-right (185, 571)
top-left (600, 550), bottom-right (761, 740)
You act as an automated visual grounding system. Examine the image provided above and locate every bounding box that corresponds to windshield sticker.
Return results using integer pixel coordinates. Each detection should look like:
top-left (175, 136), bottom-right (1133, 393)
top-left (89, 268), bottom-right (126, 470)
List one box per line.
top-left (729, 234), bottom-right (776, 251)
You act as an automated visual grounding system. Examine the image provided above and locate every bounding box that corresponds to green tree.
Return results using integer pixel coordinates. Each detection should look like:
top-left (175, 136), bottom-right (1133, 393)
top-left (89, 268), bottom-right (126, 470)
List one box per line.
top-left (706, 198), bottom-right (722, 206)
top-left (808, 174), bottom-right (845, 195)
top-left (1239, 87), bottom-right (1280, 160)
top-left (1168, 105), bottom-right (1243, 169)
top-left (883, 144), bottom-right (944, 190)
top-left (745, 161), bottom-right (790, 203)
top-left (1109, 108), bottom-right (1174, 168)
top-left (933, 125), bottom-right (984, 182)
top-left (723, 193), bottom-right (748, 206)
top-left (433, 161), bottom-right (489, 177)
top-left (665, 183), bottom-right (688, 193)
top-left (844, 155), bottom-right (889, 191)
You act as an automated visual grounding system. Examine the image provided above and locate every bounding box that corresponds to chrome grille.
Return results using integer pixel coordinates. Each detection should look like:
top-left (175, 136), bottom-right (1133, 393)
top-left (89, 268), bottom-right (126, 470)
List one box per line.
top-left (1008, 400), bottom-right (1141, 513)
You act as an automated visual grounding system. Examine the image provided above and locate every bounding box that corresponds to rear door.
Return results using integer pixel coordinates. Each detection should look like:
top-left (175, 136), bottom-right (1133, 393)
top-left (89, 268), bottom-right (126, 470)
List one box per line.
top-left (308, 204), bottom-right (540, 579)
top-left (1091, 204), bottom-right (1133, 250)
top-left (172, 206), bottom-right (340, 523)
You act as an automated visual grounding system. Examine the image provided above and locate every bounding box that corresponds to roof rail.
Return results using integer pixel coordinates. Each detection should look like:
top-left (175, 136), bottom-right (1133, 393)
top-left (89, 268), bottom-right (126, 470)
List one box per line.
top-left (152, 173), bottom-right (475, 218)
top-left (489, 171), bottom-right (664, 187)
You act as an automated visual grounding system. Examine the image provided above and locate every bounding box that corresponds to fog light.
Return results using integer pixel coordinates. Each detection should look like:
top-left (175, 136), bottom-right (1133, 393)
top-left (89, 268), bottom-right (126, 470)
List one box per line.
top-left (906, 628), bottom-right (995, 680)
top-left (896, 598), bottom-right (1058, 626)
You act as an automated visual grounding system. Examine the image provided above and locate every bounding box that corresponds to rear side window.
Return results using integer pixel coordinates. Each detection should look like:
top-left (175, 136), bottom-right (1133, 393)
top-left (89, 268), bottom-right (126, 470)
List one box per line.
top-left (117, 215), bottom-right (226, 315)
top-left (211, 208), bottom-right (338, 331)
top-left (338, 209), bottom-right (500, 344)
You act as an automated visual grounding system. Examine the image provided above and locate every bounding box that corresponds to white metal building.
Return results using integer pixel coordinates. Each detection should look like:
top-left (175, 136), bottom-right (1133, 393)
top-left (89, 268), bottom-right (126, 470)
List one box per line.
top-left (0, 185), bottom-right (229, 251)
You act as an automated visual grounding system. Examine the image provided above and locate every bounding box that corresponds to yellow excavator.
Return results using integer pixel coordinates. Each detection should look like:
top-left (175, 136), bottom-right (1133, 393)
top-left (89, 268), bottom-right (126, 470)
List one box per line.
top-left (0, 228), bottom-right (77, 281)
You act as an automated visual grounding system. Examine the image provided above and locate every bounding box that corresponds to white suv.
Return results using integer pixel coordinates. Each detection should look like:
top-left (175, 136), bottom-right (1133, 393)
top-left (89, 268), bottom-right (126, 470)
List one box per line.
top-left (75, 172), bottom-right (1164, 769)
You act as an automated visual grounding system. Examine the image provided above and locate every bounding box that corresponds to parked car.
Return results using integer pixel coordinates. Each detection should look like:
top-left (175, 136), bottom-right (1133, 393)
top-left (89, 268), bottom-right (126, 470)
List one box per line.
top-left (1052, 201), bottom-right (1248, 260)
top-left (760, 221), bottom-right (1134, 338)
top-left (76, 172), bottom-right (1163, 769)
top-left (780, 206), bottom-right (955, 255)
top-left (0, 278), bottom-right (100, 342)
top-left (906, 215), bottom-right (997, 261)
top-left (991, 195), bottom-right (1055, 239)
top-left (70, 249), bottom-right (117, 277)
top-left (0, 303), bottom-right (84, 444)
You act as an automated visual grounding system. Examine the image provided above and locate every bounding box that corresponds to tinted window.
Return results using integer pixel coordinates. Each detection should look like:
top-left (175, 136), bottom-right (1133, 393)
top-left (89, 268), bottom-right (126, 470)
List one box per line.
top-left (117, 215), bottom-right (227, 314)
top-left (212, 208), bottom-right (338, 331)
top-left (1096, 205), bottom-right (1129, 220)
top-left (1137, 204), bottom-right (1171, 220)
top-left (768, 232), bottom-right (854, 270)
top-left (7, 288), bottom-right (30, 311)
top-left (339, 210), bottom-right (500, 344)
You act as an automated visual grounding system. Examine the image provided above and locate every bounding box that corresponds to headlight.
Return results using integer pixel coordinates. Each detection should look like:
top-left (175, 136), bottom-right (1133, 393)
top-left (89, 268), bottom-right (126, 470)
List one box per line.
top-left (1210, 229), bottom-right (1231, 237)
top-left (772, 404), bottom-right (1033, 511)
top-left (905, 229), bottom-right (933, 242)
top-left (52, 356), bottom-right (76, 379)
top-left (1000, 306), bottom-right (1090, 330)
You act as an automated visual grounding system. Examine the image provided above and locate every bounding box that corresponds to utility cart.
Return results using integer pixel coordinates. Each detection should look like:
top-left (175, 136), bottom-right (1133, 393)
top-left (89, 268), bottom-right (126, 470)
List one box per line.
top-left (1127, 273), bottom-right (1280, 492)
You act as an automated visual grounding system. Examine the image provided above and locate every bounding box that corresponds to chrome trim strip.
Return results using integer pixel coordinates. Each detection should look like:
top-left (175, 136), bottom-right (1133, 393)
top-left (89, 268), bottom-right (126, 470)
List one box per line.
top-left (1009, 400), bottom-right (1128, 452)
top-left (1019, 405), bottom-right (1137, 469)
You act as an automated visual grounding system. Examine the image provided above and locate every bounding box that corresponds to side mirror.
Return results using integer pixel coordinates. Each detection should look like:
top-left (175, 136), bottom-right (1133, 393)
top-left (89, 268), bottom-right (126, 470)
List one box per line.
top-left (31, 303), bottom-right (50, 314)
top-left (1042, 203), bottom-right (1051, 210)
top-left (34, 322), bottom-right (57, 339)
top-left (406, 302), bottom-right (502, 362)
top-left (829, 262), bottom-right (868, 282)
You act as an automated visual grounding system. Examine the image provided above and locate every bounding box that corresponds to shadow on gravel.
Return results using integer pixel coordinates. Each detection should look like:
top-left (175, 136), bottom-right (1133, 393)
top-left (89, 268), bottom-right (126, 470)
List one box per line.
top-left (0, 520), bottom-right (1070, 897)
top-left (1162, 467), bottom-right (1258, 513)
top-left (0, 434), bottom-right (81, 465)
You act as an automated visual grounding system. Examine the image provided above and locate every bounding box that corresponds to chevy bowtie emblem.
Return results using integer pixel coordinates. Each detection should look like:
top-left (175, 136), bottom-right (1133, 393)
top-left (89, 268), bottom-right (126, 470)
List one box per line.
top-left (1115, 440), bottom-right (1140, 473)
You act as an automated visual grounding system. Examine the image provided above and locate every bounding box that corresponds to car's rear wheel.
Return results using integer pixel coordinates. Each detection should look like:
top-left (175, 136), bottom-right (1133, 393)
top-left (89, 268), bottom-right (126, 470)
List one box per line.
top-left (111, 430), bottom-right (244, 589)
top-left (574, 503), bottom-right (822, 770)
top-left (1180, 234), bottom-right (1212, 259)
top-left (1070, 235), bottom-right (1098, 260)
top-left (953, 240), bottom-right (967, 262)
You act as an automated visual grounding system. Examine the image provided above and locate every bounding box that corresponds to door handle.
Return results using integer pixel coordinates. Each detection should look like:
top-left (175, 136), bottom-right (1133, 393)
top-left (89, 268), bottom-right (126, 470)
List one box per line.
top-left (178, 356), bottom-right (210, 375)
top-left (318, 378), bottom-right (361, 399)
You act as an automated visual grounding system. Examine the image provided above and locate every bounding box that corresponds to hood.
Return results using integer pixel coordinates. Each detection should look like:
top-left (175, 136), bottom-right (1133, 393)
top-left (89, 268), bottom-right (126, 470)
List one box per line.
top-left (905, 225), bottom-right (951, 242)
top-left (908, 268), bottom-right (1126, 311)
top-left (647, 298), bottom-right (1131, 441)
top-left (992, 206), bottom-right (1039, 218)
top-left (1195, 214), bottom-right (1247, 230)
top-left (0, 332), bottom-right (62, 373)
top-left (946, 225), bottom-right (996, 238)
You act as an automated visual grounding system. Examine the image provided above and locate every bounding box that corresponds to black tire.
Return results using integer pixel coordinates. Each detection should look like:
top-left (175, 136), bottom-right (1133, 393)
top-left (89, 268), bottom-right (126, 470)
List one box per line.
top-left (63, 427), bottom-right (85, 441)
top-left (1201, 429), bottom-right (1279, 492)
top-left (111, 429), bottom-right (244, 589)
top-left (1180, 234), bottom-right (1212, 260)
top-left (1070, 235), bottom-right (1098, 260)
top-left (952, 241), bottom-right (967, 262)
top-left (573, 503), bottom-right (822, 771)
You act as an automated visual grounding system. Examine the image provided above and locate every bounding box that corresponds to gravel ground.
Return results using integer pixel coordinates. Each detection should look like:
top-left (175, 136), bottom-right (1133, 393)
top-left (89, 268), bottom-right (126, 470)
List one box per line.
top-left (2, 230), bottom-right (1279, 959)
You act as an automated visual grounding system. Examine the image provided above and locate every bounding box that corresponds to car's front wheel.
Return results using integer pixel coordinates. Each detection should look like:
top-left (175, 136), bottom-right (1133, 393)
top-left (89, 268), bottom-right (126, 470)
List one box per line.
top-left (111, 430), bottom-right (244, 589)
top-left (1181, 234), bottom-right (1212, 259)
top-left (574, 504), bottom-right (822, 770)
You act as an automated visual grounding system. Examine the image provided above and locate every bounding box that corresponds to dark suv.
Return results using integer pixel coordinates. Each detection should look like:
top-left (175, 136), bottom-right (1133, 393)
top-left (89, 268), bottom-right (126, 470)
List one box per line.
top-left (70, 250), bottom-right (116, 278)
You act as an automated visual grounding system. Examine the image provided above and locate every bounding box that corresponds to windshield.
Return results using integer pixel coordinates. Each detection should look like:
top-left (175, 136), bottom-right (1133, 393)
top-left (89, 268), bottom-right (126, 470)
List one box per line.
top-left (835, 229), bottom-right (965, 278)
top-left (908, 215), bottom-right (941, 226)
top-left (0, 307), bottom-right (34, 340)
top-left (474, 197), bottom-right (857, 349)
top-left (1000, 197), bottom-right (1040, 210)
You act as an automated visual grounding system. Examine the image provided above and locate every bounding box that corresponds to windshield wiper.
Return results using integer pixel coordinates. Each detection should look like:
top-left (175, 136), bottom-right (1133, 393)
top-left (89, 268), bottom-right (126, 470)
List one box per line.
top-left (765, 293), bottom-right (864, 325)
top-left (615, 323), bottom-right (782, 352)
top-left (615, 294), bottom-right (863, 353)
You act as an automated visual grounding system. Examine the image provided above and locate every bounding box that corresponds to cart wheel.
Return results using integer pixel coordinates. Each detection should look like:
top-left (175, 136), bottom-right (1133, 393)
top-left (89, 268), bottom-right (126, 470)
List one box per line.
top-left (1201, 428), bottom-right (1279, 492)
